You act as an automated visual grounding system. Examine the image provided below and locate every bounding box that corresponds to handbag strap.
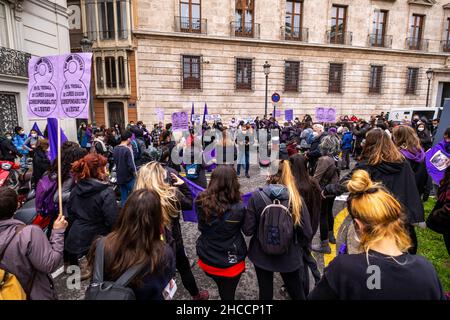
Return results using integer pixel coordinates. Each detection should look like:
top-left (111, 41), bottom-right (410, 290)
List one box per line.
top-left (92, 237), bottom-right (146, 287)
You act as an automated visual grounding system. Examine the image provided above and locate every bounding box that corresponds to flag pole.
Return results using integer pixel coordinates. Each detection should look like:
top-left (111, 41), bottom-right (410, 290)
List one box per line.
top-left (57, 118), bottom-right (63, 217)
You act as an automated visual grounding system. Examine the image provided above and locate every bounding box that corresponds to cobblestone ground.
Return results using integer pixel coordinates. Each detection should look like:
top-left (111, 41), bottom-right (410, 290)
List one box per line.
top-left (55, 164), bottom-right (351, 300)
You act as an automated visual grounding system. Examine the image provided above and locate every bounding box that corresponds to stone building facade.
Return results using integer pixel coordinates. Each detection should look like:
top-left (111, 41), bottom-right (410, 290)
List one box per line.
top-left (0, 0), bottom-right (77, 140)
top-left (133, 0), bottom-right (450, 124)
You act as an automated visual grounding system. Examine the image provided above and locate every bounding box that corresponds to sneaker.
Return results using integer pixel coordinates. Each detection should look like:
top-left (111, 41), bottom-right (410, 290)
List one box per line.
top-left (311, 240), bottom-right (331, 254)
top-left (192, 290), bottom-right (209, 300)
top-left (328, 231), bottom-right (336, 244)
top-left (246, 174), bottom-right (250, 178)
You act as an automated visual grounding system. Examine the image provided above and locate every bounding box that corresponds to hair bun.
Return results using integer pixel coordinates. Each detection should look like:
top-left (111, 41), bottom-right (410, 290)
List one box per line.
top-left (347, 170), bottom-right (374, 194)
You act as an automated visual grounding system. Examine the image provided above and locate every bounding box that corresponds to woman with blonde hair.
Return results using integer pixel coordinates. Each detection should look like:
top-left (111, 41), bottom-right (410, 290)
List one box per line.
top-left (309, 170), bottom-right (445, 300)
top-left (392, 125), bottom-right (431, 201)
top-left (324, 128), bottom-right (424, 254)
top-left (244, 159), bottom-right (312, 300)
top-left (134, 162), bottom-right (209, 300)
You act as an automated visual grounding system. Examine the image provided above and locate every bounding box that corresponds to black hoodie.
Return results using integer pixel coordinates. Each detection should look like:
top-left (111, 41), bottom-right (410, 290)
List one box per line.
top-left (325, 160), bottom-right (425, 224)
top-left (65, 178), bottom-right (119, 255)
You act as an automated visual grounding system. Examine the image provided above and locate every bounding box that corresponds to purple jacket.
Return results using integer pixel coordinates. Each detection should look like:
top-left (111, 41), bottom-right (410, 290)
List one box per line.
top-left (0, 219), bottom-right (64, 300)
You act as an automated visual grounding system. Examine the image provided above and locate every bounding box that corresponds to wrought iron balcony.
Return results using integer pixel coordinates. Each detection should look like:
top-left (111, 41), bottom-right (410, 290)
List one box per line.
top-left (282, 26), bottom-right (309, 42)
top-left (368, 34), bottom-right (393, 48)
top-left (175, 16), bottom-right (207, 34)
top-left (441, 40), bottom-right (450, 53)
top-left (326, 30), bottom-right (352, 45)
top-left (231, 21), bottom-right (260, 39)
top-left (0, 46), bottom-right (31, 78)
top-left (406, 37), bottom-right (429, 51)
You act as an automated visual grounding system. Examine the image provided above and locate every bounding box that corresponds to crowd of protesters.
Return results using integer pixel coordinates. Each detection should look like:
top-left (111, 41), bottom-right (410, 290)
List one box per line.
top-left (0, 109), bottom-right (448, 301)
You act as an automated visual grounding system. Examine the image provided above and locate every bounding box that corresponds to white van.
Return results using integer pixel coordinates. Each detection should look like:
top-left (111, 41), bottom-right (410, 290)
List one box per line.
top-left (388, 107), bottom-right (442, 123)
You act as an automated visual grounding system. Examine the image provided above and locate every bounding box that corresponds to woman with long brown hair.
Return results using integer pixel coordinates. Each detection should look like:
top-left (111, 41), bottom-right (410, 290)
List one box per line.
top-left (324, 128), bottom-right (424, 254)
top-left (392, 125), bottom-right (431, 201)
top-left (65, 153), bottom-right (119, 274)
top-left (87, 189), bottom-right (175, 300)
top-left (244, 159), bottom-right (312, 300)
top-left (134, 162), bottom-right (209, 300)
top-left (195, 165), bottom-right (246, 300)
top-left (310, 170), bottom-right (444, 300)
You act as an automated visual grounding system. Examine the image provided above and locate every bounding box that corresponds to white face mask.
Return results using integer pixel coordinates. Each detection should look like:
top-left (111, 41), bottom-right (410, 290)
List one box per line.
top-left (418, 127), bottom-right (425, 132)
top-left (6, 136), bottom-right (12, 140)
top-left (31, 134), bottom-right (37, 138)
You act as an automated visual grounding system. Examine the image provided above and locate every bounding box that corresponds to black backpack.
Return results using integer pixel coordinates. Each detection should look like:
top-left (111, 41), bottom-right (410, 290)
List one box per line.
top-left (85, 237), bottom-right (145, 300)
top-left (256, 191), bottom-right (295, 255)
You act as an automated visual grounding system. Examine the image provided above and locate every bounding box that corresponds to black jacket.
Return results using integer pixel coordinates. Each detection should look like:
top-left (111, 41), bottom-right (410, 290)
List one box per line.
top-left (66, 178), bottom-right (119, 255)
top-left (113, 145), bottom-right (136, 185)
top-left (309, 250), bottom-right (445, 300)
top-left (243, 184), bottom-right (313, 273)
top-left (196, 202), bottom-right (247, 269)
top-left (324, 160), bottom-right (425, 224)
top-left (32, 149), bottom-right (51, 185)
top-left (417, 129), bottom-right (432, 151)
top-left (0, 137), bottom-right (18, 161)
top-left (405, 157), bottom-right (430, 197)
top-left (352, 123), bottom-right (370, 149)
top-left (308, 133), bottom-right (327, 163)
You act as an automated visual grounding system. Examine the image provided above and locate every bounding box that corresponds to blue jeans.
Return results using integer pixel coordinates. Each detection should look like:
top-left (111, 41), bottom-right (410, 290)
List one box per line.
top-left (237, 153), bottom-right (250, 176)
top-left (119, 178), bottom-right (135, 207)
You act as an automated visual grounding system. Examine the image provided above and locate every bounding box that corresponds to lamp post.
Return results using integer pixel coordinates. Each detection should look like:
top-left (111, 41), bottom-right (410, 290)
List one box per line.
top-left (426, 68), bottom-right (433, 107)
top-left (80, 35), bottom-right (95, 124)
top-left (263, 61), bottom-right (271, 118)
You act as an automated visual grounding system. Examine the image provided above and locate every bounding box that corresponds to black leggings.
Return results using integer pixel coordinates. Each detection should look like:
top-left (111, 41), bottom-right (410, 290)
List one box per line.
top-left (254, 266), bottom-right (306, 300)
top-left (175, 248), bottom-right (199, 297)
top-left (206, 273), bottom-right (242, 300)
top-left (320, 197), bottom-right (335, 241)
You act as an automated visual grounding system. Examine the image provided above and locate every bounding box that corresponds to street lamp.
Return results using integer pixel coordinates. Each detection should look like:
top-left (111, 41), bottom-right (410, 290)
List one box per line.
top-left (263, 61), bottom-right (271, 118)
top-left (80, 35), bottom-right (95, 124)
top-left (426, 68), bottom-right (433, 107)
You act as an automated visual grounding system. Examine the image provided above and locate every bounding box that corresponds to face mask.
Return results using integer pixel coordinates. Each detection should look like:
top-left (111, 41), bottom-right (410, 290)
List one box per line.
top-left (20, 131), bottom-right (24, 135)
top-left (413, 118), bottom-right (419, 122)
top-left (6, 136), bottom-right (12, 140)
top-left (418, 127), bottom-right (424, 132)
top-left (31, 134), bottom-right (37, 138)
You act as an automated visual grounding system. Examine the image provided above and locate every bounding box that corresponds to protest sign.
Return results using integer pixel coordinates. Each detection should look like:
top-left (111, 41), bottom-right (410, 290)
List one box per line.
top-left (171, 111), bottom-right (189, 131)
top-left (285, 109), bottom-right (294, 121)
top-left (315, 106), bottom-right (336, 122)
top-left (191, 114), bottom-right (202, 125)
top-left (27, 53), bottom-right (92, 119)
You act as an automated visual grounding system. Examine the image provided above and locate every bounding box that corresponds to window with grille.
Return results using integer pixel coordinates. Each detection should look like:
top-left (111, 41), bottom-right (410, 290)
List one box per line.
top-left (369, 65), bottom-right (383, 94)
top-left (328, 63), bottom-right (343, 93)
top-left (406, 67), bottom-right (419, 94)
top-left (93, 0), bottom-right (128, 40)
top-left (182, 55), bottom-right (201, 89)
top-left (236, 58), bottom-right (252, 90)
top-left (285, 61), bottom-right (300, 92)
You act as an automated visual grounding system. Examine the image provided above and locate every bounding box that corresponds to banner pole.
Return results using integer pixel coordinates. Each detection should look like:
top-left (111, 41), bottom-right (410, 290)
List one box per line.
top-left (57, 118), bottom-right (63, 217)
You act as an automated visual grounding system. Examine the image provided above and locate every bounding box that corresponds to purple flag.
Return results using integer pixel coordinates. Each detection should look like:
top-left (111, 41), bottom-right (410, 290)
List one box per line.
top-left (31, 122), bottom-right (44, 137)
top-left (190, 102), bottom-right (195, 123)
top-left (47, 118), bottom-right (68, 161)
top-left (426, 139), bottom-right (450, 185)
top-left (182, 176), bottom-right (255, 223)
top-left (202, 103), bottom-right (208, 123)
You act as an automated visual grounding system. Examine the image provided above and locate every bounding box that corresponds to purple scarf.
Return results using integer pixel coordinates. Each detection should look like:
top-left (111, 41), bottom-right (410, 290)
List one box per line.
top-left (400, 148), bottom-right (425, 163)
top-left (426, 140), bottom-right (450, 185)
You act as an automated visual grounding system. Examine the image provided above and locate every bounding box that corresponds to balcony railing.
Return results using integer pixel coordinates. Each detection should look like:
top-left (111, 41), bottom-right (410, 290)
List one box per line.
top-left (175, 16), bottom-right (207, 34)
top-left (326, 30), bottom-right (352, 45)
top-left (231, 21), bottom-right (260, 39)
top-left (0, 46), bottom-right (31, 78)
top-left (406, 37), bottom-right (429, 51)
top-left (441, 40), bottom-right (450, 53)
top-left (368, 34), bottom-right (393, 48)
top-left (281, 26), bottom-right (309, 42)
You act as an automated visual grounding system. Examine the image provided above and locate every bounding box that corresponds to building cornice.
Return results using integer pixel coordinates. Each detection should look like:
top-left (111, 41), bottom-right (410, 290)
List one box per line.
top-left (408, 0), bottom-right (436, 6)
top-left (133, 29), bottom-right (450, 58)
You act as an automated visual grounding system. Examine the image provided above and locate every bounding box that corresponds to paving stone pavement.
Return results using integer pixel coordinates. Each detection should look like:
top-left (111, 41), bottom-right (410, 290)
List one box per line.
top-left (55, 164), bottom-right (351, 300)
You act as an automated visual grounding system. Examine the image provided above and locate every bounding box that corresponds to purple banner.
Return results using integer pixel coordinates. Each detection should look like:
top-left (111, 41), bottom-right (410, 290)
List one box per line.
top-left (315, 107), bottom-right (336, 122)
top-left (171, 111), bottom-right (189, 131)
top-left (27, 53), bottom-right (92, 119)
